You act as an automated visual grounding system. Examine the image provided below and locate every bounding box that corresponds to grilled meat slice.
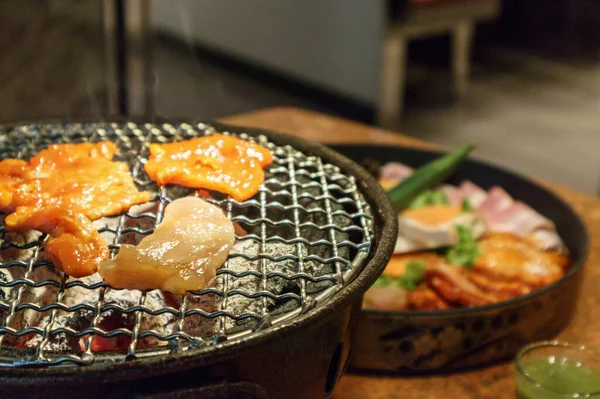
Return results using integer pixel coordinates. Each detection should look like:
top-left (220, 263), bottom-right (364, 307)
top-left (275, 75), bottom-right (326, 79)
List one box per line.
top-left (6, 207), bottom-right (108, 278)
top-left (99, 197), bottom-right (235, 295)
top-left (144, 134), bottom-right (272, 201)
top-left (1, 142), bottom-right (151, 277)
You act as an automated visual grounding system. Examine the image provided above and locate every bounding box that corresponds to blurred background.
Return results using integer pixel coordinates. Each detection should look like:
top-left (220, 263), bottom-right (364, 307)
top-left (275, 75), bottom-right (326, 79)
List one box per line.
top-left (1, 0), bottom-right (599, 193)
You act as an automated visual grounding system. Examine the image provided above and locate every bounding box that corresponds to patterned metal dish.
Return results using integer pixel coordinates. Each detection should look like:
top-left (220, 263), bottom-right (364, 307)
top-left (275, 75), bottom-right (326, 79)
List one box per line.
top-left (330, 144), bottom-right (588, 373)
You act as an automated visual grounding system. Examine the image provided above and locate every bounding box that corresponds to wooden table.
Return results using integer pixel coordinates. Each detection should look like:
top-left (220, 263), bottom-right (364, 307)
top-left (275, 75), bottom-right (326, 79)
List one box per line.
top-left (223, 107), bottom-right (600, 399)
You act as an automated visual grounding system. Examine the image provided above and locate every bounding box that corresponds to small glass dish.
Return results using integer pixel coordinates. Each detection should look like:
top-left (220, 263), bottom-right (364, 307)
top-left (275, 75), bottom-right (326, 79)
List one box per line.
top-left (516, 341), bottom-right (600, 398)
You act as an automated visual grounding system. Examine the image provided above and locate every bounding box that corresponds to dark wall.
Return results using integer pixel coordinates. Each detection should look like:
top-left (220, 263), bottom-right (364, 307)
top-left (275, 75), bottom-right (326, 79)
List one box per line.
top-left (493, 0), bottom-right (600, 60)
top-left (0, 0), bottom-right (107, 122)
top-left (391, 0), bottom-right (600, 63)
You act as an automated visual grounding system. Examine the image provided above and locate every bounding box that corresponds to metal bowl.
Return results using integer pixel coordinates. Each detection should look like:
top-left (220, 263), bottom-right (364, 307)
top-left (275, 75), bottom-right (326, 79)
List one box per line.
top-left (0, 122), bottom-right (397, 398)
top-left (329, 144), bottom-right (589, 373)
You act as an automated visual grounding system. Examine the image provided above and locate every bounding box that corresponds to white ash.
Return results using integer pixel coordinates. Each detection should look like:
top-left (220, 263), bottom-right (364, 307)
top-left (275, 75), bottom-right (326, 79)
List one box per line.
top-left (91, 202), bottom-right (160, 248)
top-left (0, 230), bottom-right (42, 265)
top-left (92, 217), bottom-right (122, 247)
top-left (0, 229), bottom-right (57, 344)
top-left (123, 202), bottom-right (161, 239)
top-left (209, 240), bottom-right (307, 334)
top-left (25, 274), bottom-right (177, 352)
top-left (23, 273), bottom-right (103, 351)
top-left (138, 289), bottom-right (178, 347)
top-left (231, 238), bottom-right (254, 253)
top-left (178, 239), bottom-right (308, 338)
top-left (0, 230), bottom-right (40, 308)
top-left (2, 230), bottom-right (61, 347)
top-left (181, 290), bottom-right (219, 339)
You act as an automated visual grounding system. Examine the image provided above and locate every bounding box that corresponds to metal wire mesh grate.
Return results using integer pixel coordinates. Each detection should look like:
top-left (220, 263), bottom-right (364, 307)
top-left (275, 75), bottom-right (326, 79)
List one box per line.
top-left (0, 121), bottom-right (373, 367)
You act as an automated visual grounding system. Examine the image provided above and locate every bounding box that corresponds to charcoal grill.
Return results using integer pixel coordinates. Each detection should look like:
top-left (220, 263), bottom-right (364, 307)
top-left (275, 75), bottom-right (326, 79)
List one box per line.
top-left (0, 120), bottom-right (396, 398)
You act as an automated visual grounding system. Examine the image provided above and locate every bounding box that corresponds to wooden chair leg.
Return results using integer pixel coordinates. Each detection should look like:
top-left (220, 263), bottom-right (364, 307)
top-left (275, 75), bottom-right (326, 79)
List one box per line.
top-left (377, 30), bottom-right (407, 129)
top-left (452, 20), bottom-right (474, 99)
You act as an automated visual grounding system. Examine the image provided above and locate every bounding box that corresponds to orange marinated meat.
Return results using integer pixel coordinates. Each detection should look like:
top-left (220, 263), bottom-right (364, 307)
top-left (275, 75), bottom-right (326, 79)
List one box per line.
top-left (0, 159), bottom-right (29, 212)
top-left (0, 142), bottom-right (151, 277)
top-left (383, 252), bottom-right (444, 278)
top-left (9, 142), bottom-right (150, 219)
top-left (6, 206), bottom-right (108, 277)
top-left (12, 157), bottom-right (150, 220)
top-left (466, 270), bottom-right (532, 302)
top-left (422, 234), bottom-right (567, 308)
top-left (363, 253), bottom-right (451, 311)
top-left (28, 142), bottom-right (118, 173)
top-left (365, 232), bottom-right (570, 311)
top-left (427, 263), bottom-right (498, 307)
top-left (473, 233), bottom-right (565, 289)
top-left (407, 286), bottom-right (450, 310)
top-left (144, 134), bottom-right (273, 201)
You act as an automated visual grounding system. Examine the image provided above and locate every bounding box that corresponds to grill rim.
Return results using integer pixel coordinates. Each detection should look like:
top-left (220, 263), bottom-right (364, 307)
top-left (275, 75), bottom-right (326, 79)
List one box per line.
top-left (0, 119), bottom-right (397, 384)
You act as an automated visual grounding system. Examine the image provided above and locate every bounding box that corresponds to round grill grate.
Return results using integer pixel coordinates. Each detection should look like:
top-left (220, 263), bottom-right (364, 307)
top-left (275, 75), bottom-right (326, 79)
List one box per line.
top-left (0, 121), bottom-right (373, 367)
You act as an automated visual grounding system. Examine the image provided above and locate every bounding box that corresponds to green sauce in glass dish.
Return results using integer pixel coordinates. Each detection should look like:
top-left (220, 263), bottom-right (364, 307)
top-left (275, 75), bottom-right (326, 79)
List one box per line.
top-left (516, 341), bottom-right (600, 399)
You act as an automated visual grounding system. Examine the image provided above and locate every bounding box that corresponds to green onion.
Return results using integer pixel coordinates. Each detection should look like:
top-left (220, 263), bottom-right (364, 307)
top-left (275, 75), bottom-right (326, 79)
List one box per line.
top-left (387, 144), bottom-right (474, 212)
top-left (444, 225), bottom-right (481, 269)
top-left (372, 260), bottom-right (427, 291)
top-left (397, 260), bottom-right (427, 290)
top-left (408, 189), bottom-right (450, 209)
top-left (462, 198), bottom-right (475, 212)
top-left (430, 190), bottom-right (450, 206)
top-left (372, 274), bottom-right (395, 288)
top-left (408, 191), bottom-right (433, 209)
